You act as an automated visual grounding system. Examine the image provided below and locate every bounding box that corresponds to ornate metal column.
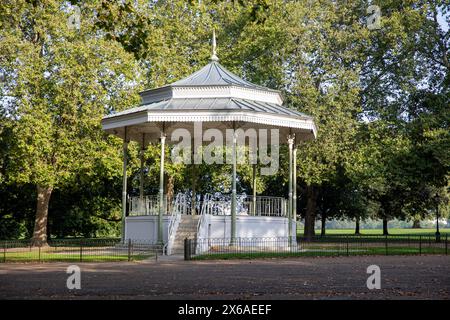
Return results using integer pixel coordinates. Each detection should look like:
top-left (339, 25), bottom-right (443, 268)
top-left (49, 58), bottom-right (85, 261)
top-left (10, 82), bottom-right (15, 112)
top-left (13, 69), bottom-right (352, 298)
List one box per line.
top-left (287, 135), bottom-right (294, 241)
top-left (293, 142), bottom-right (298, 241)
top-left (191, 137), bottom-right (197, 216)
top-left (121, 127), bottom-right (129, 242)
top-left (231, 126), bottom-right (237, 243)
top-left (252, 163), bottom-right (257, 215)
top-left (158, 131), bottom-right (166, 245)
top-left (139, 134), bottom-right (145, 214)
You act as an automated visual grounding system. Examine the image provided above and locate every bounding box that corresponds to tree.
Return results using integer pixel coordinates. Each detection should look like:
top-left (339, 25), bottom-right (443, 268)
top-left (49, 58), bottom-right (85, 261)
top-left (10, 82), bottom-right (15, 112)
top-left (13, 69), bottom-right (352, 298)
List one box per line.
top-left (281, 0), bottom-right (368, 239)
top-left (2, 0), bottom-right (447, 241)
top-left (0, 1), bottom-right (141, 245)
top-left (357, 0), bottom-right (449, 233)
top-left (316, 167), bottom-right (369, 236)
top-left (91, 0), bottom-right (365, 241)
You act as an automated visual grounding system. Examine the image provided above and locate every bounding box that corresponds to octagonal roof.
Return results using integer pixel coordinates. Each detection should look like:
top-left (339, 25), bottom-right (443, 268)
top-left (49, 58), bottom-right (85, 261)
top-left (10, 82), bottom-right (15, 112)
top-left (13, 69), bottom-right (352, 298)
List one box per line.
top-left (102, 34), bottom-right (317, 144)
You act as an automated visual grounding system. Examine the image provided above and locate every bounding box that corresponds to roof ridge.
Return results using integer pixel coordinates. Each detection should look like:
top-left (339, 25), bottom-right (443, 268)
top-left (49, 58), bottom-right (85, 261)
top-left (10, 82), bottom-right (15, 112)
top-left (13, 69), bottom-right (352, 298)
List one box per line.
top-left (166, 61), bottom-right (277, 92)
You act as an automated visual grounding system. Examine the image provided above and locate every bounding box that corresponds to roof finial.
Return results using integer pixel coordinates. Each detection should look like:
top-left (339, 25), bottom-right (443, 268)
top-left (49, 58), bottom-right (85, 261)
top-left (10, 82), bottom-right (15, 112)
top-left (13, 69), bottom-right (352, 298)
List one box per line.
top-left (210, 29), bottom-right (219, 62)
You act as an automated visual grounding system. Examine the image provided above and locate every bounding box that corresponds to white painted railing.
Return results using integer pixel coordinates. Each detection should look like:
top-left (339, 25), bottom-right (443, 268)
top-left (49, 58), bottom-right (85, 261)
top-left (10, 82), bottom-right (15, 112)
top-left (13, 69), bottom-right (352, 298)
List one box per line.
top-left (195, 194), bottom-right (211, 254)
top-left (129, 194), bottom-right (286, 217)
top-left (128, 195), bottom-right (169, 216)
top-left (165, 193), bottom-right (188, 255)
top-left (242, 196), bottom-right (287, 217)
top-left (198, 195), bottom-right (286, 217)
top-left (196, 194), bottom-right (211, 241)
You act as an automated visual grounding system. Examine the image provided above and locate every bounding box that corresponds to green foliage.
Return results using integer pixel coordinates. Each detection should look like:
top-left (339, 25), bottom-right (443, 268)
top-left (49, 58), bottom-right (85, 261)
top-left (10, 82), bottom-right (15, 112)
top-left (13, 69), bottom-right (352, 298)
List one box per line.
top-left (0, 0), bottom-right (448, 239)
top-left (1, 0), bottom-right (142, 188)
top-left (350, 0), bottom-right (450, 223)
top-left (0, 0), bottom-right (142, 239)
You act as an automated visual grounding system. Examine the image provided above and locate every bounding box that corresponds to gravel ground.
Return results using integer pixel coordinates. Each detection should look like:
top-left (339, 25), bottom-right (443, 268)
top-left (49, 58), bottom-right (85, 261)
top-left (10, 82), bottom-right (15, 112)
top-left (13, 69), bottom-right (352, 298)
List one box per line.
top-left (0, 255), bottom-right (449, 300)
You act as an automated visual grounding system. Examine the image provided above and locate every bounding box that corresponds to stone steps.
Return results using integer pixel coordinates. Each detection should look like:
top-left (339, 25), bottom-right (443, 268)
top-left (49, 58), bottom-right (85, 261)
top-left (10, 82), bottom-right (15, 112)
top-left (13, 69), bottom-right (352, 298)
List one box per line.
top-left (169, 215), bottom-right (200, 255)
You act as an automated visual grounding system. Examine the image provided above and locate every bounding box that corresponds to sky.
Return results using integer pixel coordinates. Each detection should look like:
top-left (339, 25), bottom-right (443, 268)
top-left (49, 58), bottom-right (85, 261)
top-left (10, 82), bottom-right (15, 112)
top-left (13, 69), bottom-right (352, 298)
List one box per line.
top-left (437, 9), bottom-right (449, 32)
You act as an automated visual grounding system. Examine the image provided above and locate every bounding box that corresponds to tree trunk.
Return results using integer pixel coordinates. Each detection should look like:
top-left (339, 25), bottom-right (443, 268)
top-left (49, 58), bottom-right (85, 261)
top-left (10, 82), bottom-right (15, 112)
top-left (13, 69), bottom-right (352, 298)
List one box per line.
top-left (382, 218), bottom-right (389, 235)
top-left (304, 185), bottom-right (317, 240)
top-left (320, 213), bottom-right (326, 237)
top-left (355, 216), bottom-right (360, 235)
top-left (412, 219), bottom-right (421, 229)
top-left (31, 185), bottom-right (53, 246)
top-left (165, 174), bottom-right (174, 211)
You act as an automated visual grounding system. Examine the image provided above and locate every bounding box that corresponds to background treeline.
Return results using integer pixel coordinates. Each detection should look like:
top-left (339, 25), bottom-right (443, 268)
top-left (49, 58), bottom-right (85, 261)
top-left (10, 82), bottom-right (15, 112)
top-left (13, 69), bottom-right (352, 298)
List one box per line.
top-left (0, 0), bottom-right (448, 241)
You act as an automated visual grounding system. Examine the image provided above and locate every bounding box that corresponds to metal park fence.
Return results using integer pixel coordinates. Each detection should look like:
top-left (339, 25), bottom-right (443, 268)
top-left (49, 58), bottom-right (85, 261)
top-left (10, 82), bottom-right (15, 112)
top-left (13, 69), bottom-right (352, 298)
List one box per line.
top-left (298, 234), bottom-right (449, 256)
top-left (0, 238), bottom-right (163, 263)
top-left (184, 234), bottom-right (449, 260)
top-left (185, 237), bottom-right (296, 260)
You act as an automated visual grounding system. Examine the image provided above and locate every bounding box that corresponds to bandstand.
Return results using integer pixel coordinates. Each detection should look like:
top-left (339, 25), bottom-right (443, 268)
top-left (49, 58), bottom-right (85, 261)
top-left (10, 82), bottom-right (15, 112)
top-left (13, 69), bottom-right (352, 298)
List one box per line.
top-left (101, 32), bottom-right (317, 254)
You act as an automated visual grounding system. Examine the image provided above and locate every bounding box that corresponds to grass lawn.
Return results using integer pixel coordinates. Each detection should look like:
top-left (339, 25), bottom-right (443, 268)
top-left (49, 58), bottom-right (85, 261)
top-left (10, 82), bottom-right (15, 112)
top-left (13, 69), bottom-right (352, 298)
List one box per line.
top-left (1, 251), bottom-right (153, 263)
top-left (192, 247), bottom-right (447, 260)
top-left (297, 228), bottom-right (450, 236)
top-left (192, 232), bottom-right (449, 260)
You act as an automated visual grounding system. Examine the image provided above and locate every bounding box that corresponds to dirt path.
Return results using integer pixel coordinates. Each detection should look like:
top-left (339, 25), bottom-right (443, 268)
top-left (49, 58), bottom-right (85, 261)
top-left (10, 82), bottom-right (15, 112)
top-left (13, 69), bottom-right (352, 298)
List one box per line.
top-left (0, 255), bottom-right (449, 299)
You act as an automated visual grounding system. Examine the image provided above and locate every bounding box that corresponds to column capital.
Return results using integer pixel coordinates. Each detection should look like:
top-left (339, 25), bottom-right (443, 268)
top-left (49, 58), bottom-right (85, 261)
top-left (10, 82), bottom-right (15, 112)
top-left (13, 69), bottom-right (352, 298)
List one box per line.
top-left (287, 134), bottom-right (295, 147)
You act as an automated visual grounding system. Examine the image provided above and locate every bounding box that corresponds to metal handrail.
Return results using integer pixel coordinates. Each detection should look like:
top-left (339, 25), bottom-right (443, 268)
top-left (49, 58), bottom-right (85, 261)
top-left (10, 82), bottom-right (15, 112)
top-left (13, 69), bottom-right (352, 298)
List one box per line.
top-left (196, 194), bottom-right (211, 240)
top-left (164, 193), bottom-right (186, 255)
top-left (168, 194), bottom-right (181, 234)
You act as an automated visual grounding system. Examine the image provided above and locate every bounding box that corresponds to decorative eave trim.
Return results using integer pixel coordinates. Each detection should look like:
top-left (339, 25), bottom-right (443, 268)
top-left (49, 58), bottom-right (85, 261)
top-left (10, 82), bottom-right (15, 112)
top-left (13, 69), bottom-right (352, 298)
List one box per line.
top-left (102, 109), bottom-right (317, 138)
top-left (102, 111), bottom-right (148, 129)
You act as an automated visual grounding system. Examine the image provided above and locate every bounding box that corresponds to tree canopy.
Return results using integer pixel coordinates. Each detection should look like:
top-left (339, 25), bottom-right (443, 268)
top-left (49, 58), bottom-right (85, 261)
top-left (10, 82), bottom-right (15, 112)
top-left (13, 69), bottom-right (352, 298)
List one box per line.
top-left (0, 0), bottom-right (448, 240)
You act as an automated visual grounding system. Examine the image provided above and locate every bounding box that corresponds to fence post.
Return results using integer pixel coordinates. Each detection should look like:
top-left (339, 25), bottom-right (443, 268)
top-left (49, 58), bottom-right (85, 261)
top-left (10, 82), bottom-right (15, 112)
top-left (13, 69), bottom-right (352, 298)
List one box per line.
top-left (419, 236), bottom-right (422, 255)
top-left (3, 242), bottom-right (6, 263)
top-left (184, 238), bottom-right (191, 261)
top-left (346, 236), bottom-right (349, 256)
top-left (128, 239), bottom-right (131, 262)
top-left (38, 245), bottom-right (41, 263)
top-left (446, 235), bottom-right (448, 255)
top-left (188, 239), bottom-right (191, 260)
top-left (80, 242), bottom-right (83, 262)
top-left (385, 235), bottom-right (388, 256)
